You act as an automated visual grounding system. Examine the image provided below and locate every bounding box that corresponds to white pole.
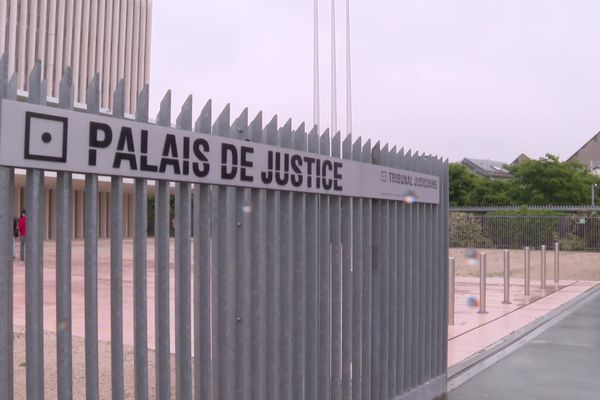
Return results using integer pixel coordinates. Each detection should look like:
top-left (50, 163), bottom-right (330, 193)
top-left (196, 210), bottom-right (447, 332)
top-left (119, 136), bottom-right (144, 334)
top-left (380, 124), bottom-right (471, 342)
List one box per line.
top-left (331, 0), bottom-right (337, 136)
top-left (313, 0), bottom-right (320, 132)
top-left (345, 0), bottom-right (352, 136)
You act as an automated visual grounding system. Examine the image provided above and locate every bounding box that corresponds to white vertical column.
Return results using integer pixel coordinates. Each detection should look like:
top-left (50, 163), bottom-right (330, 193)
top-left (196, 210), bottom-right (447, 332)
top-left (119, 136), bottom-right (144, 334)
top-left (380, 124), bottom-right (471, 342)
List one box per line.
top-left (124, 0), bottom-right (134, 113)
top-left (46, 0), bottom-right (57, 96)
top-left (72, 0), bottom-right (83, 103)
top-left (144, 1), bottom-right (152, 86)
top-left (17, 0), bottom-right (28, 88)
top-left (87, 0), bottom-right (98, 80)
top-left (98, 0), bottom-right (108, 107)
top-left (27, 0), bottom-right (39, 76)
top-left (54, 0), bottom-right (66, 95)
top-left (7, 0), bottom-right (17, 77)
top-left (138, 0), bottom-right (147, 92)
top-left (79, 0), bottom-right (90, 102)
top-left (64, 0), bottom-right (74, 74)
top-left (0, 0), bottom-right (7, 54)
top-left (117, 0), bottom-right (126, 84)
top-left (38, 0), bottom-right (49, 84)
top-left (131, 0), bottom-right (140, 112)
top-left (108, 0), bottom-right (119, 109)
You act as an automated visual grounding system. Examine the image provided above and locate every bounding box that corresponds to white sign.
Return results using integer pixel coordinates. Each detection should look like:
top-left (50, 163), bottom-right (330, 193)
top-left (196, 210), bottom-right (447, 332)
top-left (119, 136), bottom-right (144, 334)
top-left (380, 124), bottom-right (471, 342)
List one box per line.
top-left (0, 100), bottom-right (440, 204)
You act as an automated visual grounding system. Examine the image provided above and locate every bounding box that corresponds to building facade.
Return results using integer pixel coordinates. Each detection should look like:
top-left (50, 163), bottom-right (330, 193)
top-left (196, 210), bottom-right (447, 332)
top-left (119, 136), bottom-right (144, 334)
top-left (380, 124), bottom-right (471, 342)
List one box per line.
top-left (0, 0), bottom-right (152, 114)
top-left (1, 0), bottom-right (152, 239)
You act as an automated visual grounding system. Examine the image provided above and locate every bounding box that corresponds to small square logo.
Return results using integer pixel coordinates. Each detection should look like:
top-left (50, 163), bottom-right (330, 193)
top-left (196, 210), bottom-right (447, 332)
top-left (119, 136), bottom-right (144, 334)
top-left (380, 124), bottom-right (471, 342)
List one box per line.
top-left (381, 170), bottom-right (387, 182)
top-left (24, 112), bottom-right (68, 163)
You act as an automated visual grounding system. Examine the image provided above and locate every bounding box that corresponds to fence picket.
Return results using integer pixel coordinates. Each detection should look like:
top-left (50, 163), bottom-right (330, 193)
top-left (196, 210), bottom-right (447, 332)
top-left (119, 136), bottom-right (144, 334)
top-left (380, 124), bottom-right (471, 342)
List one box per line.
top-left (193, 99), bottom-right (213, 400)
top-left (133, 85), bottom-right (150, 400)
top-left (83, 73), bottom-right (100, 400)
top-left (154, 90), bottom-right (172, 400)
top-left (175, 95), bottom-right (193, 400)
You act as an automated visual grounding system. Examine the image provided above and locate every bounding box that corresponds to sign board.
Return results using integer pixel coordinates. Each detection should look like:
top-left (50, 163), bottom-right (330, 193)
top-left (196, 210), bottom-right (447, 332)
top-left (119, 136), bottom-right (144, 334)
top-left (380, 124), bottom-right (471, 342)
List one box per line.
top-left (0, 100), bottom-right (440, 204)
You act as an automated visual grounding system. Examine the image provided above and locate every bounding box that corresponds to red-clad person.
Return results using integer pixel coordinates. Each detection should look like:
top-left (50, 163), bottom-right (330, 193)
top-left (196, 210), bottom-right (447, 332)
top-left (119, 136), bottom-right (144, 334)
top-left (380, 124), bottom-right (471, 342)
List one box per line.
top-left (18, 209), bottom-right (26, 261)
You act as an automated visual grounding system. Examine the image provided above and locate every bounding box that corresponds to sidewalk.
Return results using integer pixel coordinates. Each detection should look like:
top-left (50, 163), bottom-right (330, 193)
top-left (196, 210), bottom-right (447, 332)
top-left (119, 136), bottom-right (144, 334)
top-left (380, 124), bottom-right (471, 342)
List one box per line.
top-left (448, 278), bottom-right (599, 367)
top-left (448, 285), bottom-right (600, 399)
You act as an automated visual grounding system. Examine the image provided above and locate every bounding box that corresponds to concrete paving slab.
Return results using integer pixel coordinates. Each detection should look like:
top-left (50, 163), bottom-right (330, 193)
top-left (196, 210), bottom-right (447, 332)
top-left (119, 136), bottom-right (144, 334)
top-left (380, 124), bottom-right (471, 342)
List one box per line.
top-left (447, 287), bottom-right (600, 400)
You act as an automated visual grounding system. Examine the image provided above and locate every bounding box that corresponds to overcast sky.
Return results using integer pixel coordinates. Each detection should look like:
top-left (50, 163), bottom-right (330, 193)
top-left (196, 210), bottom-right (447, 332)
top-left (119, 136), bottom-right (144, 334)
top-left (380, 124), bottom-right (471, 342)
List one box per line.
top-left (149, 0), bottom-right (600, 163)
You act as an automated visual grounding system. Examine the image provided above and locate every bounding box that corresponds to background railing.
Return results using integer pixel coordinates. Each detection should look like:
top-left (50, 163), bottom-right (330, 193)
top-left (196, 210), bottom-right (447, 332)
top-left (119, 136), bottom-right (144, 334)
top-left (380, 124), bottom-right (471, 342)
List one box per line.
top-left (450, 211), bottom-right (600, 252)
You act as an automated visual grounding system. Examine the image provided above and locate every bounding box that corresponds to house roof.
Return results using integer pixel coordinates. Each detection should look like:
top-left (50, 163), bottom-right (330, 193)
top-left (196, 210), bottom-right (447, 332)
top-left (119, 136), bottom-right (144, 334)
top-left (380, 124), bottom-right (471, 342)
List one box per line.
top-left (569, 131), bottom-right (600, 166)
top-left (462, 157), bottom-right (512, 179)
top-left (511, 153), bottom-right (530, 166)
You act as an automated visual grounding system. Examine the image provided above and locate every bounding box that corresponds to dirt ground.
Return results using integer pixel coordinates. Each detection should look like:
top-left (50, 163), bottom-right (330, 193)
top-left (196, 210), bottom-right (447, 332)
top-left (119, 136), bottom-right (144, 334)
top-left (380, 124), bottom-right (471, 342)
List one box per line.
top-left (12, 326), bottom-right (178, 400)
top-left (450, 248), bottom-right (600, 281)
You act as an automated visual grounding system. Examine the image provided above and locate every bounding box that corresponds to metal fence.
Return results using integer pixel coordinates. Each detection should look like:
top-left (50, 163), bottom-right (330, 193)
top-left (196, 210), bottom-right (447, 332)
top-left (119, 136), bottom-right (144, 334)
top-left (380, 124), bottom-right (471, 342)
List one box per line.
top-left (450, 212), bottom-right (600, 252)
top-left (0, 57), bottom-right (449, 400)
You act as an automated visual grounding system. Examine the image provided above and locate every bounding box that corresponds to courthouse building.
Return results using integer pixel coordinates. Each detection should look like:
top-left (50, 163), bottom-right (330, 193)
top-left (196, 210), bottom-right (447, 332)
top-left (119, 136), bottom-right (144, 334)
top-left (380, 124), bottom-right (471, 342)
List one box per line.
top-left (1, 0), bottom-right (153, 239)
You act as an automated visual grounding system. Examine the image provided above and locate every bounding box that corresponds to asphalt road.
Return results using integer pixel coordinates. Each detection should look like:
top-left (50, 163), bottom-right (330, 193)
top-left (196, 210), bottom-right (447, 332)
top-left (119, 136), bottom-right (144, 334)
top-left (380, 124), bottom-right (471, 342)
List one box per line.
top-left (448, 289), bottom-right (600, 400)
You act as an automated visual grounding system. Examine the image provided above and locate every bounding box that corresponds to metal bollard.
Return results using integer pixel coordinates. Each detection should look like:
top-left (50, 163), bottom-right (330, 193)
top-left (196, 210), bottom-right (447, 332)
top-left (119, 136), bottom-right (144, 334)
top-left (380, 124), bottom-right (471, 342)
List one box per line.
top-left (541, 245), bottom-right (547, 289)
top-left (479, 253), bottom-right (487, 314)
top-left (554, 242), bottom-right (560, 285)
top-left (449, 257), bottom-right (455, 325)
top-left (524, 246), bottom-right (531, 296)
top-left (503, 250), bottom-right (511, 304)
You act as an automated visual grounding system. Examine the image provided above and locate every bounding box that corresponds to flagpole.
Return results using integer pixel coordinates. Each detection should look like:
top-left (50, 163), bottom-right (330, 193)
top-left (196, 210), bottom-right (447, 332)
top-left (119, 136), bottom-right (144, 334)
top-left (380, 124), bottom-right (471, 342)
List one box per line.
top-left (345, 0), bottom-right (352, 136)
top-left (314, 0), bottom-right (320, 132)
top-left (331, 0), bottom-right (337, 137)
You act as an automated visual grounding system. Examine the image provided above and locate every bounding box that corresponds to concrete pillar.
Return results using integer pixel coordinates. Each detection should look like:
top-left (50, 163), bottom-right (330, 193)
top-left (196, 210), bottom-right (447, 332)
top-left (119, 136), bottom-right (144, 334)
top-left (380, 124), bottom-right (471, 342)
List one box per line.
top-left (99, 191), bottom-right (106, 238)
top-left (71, 190), bottom-right (76, 239)
top-left (127, 192), bottom-right (134, 238)
top-left (44, 187), bottom-right (50, 240)
top-left (77, 190), bottom-right (84, 239)
top-left (50, 189), bottom-right (57, 240)
top-left (14, 184), bottom-right (21, 217)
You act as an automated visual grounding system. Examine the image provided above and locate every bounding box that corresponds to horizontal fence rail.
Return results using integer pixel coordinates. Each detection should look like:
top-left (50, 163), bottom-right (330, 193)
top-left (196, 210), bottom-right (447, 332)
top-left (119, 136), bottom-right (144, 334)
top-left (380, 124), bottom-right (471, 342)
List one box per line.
top-left (0, 57), bottom-right (449, 400)
top-left (451, 205), bottom-right (600, 212)
top-left (450, 212), bottom-right (600, 252)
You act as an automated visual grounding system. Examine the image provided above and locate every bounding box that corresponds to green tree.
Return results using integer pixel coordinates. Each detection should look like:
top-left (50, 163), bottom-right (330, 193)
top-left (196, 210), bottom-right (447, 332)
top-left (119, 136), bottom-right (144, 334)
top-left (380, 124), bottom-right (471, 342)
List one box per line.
top-left (449, 163), bottom-right (477, 206)
top-left (507, 154), bottom-right (600, 205)
top-left (449, 163), bottom-right (511, 206)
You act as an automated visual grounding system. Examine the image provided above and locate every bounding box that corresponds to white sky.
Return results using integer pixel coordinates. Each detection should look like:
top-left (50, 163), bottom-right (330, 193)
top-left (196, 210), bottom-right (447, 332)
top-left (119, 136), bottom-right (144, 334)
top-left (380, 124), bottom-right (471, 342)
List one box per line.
top-left (149, 0), bottom-right (600, 163)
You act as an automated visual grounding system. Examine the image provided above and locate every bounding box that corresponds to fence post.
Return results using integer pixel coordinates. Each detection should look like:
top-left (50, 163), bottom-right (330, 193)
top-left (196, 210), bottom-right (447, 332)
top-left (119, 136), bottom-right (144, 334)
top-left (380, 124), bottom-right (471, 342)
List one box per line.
top-left (502, 250), bottom-right (511, 304)
top-left (554, 242), bottom-right (560, 286)
top-left (524, 247), bottom-right (531, 296)
top-left (541, 245), bottom-right (547, 289)
top-left (478, 253), bottom-right (487, 314)
top-left (448, 257), bottom-right (455, 325)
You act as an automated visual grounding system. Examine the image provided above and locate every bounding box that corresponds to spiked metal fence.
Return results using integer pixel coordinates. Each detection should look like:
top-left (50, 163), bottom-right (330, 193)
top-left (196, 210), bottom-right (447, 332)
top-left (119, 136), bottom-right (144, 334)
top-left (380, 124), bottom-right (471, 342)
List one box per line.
top-left (0, 57), bottom-right (449, 400)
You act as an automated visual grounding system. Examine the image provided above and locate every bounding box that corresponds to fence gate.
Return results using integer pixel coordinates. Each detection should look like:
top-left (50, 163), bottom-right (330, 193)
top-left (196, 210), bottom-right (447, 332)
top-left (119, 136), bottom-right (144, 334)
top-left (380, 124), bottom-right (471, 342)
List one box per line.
top-left (0, 56), bottom-right (449, 400)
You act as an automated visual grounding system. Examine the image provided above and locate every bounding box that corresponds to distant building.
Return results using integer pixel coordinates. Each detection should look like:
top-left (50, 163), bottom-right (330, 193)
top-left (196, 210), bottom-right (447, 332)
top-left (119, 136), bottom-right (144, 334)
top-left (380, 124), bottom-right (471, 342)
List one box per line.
top-left (1, 1), bottom-right (153, 239)
top-left (461, 158), bottom-right (512, 179)
top-left (569, 131), bottom-right (600, 175)
top-left (0, 0), bottom-right (152, 114)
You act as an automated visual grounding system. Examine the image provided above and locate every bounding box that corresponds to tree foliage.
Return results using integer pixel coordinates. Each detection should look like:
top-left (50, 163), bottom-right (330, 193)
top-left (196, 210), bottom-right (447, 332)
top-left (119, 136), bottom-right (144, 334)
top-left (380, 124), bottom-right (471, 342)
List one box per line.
top-left (450, 154), bottom-right (600, 206)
